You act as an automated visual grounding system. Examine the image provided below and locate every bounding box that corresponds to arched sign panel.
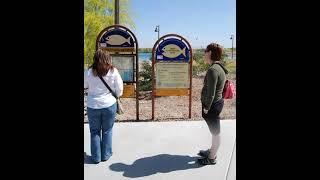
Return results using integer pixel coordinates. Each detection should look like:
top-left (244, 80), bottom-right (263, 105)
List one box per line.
top-left (155, 38), bottom-right (190, 62)
top-left (98, 28), bottom-right (135, 52)
top-left (152, 34), bottom-right (193, 120)
top-left (96, 25), bottom-right (139, 120)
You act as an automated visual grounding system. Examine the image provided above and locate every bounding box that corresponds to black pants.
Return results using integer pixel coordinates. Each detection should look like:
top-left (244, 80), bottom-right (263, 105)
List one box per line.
top-left (202, 99), bottom-right (224, 135)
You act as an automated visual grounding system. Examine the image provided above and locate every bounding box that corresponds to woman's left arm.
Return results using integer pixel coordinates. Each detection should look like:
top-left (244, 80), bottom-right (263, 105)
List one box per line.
top-left (204, 68), bottom-right (219, 110)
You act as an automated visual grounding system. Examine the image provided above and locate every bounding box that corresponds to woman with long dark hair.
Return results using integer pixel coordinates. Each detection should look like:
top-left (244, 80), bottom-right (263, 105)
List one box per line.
top-left (84, 49), bottom-right (123, 164)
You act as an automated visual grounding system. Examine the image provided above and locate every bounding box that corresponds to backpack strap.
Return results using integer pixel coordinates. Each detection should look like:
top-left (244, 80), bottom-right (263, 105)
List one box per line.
top-left (214, 62), bottom-right (229, 74)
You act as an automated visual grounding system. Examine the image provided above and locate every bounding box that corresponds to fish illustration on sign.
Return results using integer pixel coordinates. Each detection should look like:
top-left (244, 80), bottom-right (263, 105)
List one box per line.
top-left (161, 44), bottom-right (186, 58)
top-left (105, 35), bottom-right (131, 45)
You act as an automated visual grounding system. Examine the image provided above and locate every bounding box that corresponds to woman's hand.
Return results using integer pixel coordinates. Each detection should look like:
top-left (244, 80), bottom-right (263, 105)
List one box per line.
top-left (203, 109), bottom-right (209, 114)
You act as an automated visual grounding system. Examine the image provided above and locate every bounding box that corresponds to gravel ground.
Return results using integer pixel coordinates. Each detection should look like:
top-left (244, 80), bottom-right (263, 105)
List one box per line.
top-left (84, 74), bottom-right (236, 122)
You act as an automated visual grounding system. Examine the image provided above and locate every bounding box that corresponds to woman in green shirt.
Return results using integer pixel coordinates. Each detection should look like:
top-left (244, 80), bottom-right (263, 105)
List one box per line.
top-left (198, 43), bottom-right (227, 165)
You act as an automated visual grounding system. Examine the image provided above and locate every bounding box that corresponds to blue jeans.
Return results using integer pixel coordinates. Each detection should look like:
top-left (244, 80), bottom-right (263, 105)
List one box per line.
top-left (87, 103), bottom-right (116, 163)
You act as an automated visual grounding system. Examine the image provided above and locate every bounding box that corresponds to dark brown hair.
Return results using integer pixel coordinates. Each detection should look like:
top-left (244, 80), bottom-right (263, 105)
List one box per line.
top-left (90, 49), bottom-right (113, 77)
top-left (205, 43), bottom-right (223, 62)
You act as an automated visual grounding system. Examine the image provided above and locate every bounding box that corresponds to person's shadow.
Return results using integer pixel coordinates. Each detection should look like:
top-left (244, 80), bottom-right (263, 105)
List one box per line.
top-left (109, 154), bottom-right (201, 178)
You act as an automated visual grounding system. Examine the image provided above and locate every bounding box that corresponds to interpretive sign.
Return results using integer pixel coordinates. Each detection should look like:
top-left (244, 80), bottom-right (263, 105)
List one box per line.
top-left (151, 34), bottom-right (193, 120)
top-left (96, 25), bottom-right (140, 120)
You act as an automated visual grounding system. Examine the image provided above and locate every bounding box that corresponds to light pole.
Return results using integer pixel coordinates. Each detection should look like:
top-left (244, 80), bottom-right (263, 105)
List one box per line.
top-left (230, 35), bottom-right (234, 59)
top-left (115, 0), bottom-right (119, 24)
top-left (155, 25), bottom-right (160, 40)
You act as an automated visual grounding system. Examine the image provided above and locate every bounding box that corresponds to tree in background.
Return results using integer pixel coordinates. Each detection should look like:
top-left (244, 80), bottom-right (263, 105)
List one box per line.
top-left (84, 0), bottom-right (134, 67)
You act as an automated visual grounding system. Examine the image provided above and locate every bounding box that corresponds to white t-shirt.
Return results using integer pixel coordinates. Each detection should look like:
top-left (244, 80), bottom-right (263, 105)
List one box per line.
top-left (84, 68), bottom-right (123, 109)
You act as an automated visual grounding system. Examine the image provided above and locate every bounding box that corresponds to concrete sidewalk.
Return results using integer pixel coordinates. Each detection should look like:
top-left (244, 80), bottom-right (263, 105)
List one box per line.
top-left (84, 120), bottom-right (236, 180)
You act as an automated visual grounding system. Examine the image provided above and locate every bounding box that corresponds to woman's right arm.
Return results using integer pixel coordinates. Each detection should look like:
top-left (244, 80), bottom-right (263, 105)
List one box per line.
top-left (114, 68), bottom-right (123, 97)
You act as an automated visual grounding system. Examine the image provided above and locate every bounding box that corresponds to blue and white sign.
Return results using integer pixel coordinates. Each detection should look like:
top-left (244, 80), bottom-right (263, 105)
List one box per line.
top-left (156, 38), bottom-right (190, 62)
top-left (99, 28), bottom-right (134, 50)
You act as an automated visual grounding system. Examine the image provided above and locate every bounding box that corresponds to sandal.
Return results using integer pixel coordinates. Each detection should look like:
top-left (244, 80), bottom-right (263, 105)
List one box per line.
top-left (198, 149), bottom-right (210, 157)
top-left (197, 157), bottom-right (217, 165)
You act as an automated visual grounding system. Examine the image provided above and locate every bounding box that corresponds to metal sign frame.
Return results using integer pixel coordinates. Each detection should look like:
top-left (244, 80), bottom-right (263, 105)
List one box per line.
top-left (151, 34), bottom-right (193, 120)
top-left (96, 25), bottom-right (139, 120)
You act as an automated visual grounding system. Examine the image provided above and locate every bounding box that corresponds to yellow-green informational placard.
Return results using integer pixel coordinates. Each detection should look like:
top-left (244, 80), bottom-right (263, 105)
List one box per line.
top-left (156, 63), bottom-right (189, 88)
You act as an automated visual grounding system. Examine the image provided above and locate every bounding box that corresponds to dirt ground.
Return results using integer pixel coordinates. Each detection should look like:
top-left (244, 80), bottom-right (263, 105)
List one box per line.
top-left (85, 75), bottom-right (236, 122)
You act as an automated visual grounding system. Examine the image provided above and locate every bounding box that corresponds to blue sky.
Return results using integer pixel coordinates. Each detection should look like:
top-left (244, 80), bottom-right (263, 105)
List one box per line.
top-left (129, 0), bottom-right (236, 48)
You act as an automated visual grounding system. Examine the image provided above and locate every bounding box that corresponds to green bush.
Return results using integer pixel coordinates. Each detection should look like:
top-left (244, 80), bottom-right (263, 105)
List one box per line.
top-left (224, 60), bottom-right (236, 74)
top-left (139, 62), bottom-right (152, 91)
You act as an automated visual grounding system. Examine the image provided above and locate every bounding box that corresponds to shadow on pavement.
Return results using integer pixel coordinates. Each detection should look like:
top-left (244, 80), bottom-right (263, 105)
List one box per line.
top-left (109, 154), bottom-right (202, 178)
